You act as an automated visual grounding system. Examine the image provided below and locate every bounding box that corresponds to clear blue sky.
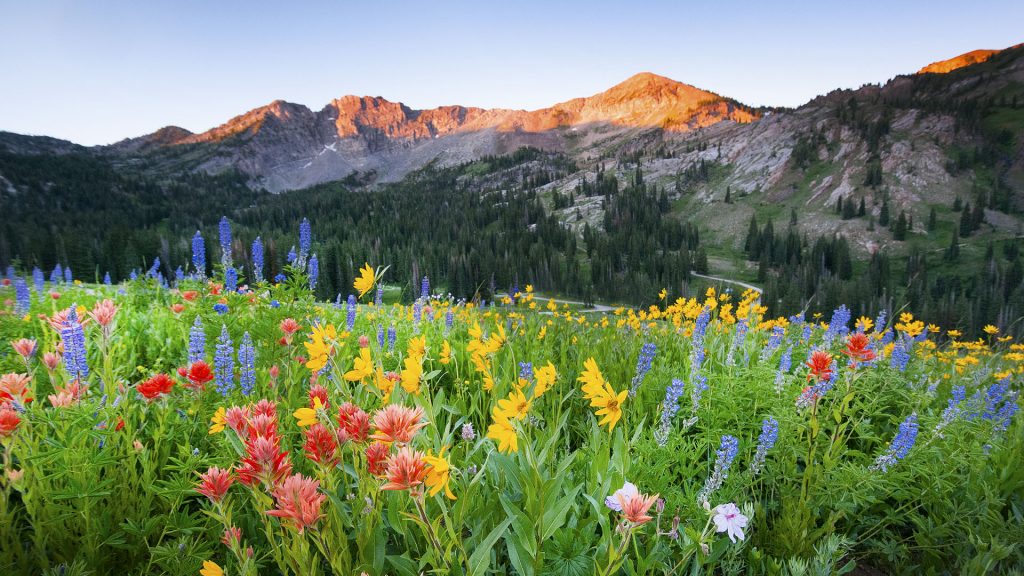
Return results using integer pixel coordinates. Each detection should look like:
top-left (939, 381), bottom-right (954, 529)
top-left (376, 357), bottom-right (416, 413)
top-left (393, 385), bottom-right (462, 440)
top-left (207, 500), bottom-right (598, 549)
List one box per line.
top-left (1, 0), bottom-right (1021, 145)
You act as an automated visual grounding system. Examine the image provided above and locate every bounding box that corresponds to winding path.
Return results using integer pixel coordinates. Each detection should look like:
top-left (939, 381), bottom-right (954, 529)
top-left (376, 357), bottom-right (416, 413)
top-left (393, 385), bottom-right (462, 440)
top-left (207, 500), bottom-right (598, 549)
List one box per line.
top-left (691, 272), bottom-right (763, 295)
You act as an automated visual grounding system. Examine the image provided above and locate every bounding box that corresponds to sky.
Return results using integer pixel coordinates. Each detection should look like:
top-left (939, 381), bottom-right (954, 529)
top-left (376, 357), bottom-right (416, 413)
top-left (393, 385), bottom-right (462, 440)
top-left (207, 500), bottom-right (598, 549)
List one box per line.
top-left (1, 0), bottom-right (1022, 146)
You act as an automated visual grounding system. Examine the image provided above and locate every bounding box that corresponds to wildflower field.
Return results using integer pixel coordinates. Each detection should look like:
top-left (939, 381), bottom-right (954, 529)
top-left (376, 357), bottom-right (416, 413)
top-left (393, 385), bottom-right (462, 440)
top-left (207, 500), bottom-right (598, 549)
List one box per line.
top-left (0, 220), bottom-right (1022, 576)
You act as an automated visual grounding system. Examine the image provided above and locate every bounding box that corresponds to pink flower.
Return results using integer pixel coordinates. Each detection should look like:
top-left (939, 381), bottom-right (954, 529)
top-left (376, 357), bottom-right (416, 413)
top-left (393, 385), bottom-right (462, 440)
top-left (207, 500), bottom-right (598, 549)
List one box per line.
top-left (88, 299), bottom-right (118, 327)
top-left (266, 473), bottom-right (325, 533)
top-left (712, 503), bottom-right (748, 543)
top-left (196, 466), bottom-right (234, 503)
top-left (0, 373), bottom-right (33, 405)
top-left (11, 339), bottom-right (36, 360)
top-left (42, 352), bottom-right (61, 371)
top-left (605, 481), bottom-right (638, 512)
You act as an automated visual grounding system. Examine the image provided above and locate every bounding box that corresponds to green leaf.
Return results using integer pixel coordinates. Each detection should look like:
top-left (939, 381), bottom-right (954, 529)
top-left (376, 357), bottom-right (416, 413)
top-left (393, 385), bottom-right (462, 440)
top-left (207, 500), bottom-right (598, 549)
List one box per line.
top-left (469, 518), bottom-right (513, 576)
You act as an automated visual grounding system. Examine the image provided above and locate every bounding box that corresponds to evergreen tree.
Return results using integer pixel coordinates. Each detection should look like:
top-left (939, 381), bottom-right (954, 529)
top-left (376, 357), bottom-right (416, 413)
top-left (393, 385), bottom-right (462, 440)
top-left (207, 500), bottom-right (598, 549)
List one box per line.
top-left (724, 186), bottom-right (732, 204)
top-left (945, 226), bottom-right (960, 261)
top-left (927, 207), bottom-right (937, 232)
top-left (857, 197), bottom-right (866, 217)
top-left (879, 199), bottom-right (890, 227)
top-left (894, 211), bottom-right (908, 241)
top-left (960, 203), bottom-right (973, 237)
top-left (842, 197), bottom-right (856, 220)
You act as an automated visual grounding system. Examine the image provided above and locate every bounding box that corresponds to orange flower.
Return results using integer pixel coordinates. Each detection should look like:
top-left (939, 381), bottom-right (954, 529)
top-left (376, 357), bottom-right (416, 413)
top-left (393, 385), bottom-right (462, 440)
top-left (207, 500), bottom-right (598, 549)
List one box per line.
top-left (381, 446), bottom-right (428, 492)
top-left (365, 441), bottom-right (390, 475)
top-left (137, 373), bottom-right (175, 400)
top-left (370, 404), bottom-right (426, 444)
top-left (805, 350), bottom-right (833, 382)
top-left (842, 333), bottom-right (876, 364)
top-left (617, 490), bottom-right (660, 526)
top-left (266, 473), bottom-right (325, 533)
top-left (0, 373), bottom-right (33, 405)
top-left (0, 405), bottom-right (21, 438)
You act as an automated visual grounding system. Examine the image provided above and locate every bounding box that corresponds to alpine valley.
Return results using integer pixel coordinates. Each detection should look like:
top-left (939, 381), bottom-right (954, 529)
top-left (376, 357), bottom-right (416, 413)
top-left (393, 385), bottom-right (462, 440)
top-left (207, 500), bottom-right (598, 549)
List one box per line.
top-left (2, 44), bottom-right (1023, 336)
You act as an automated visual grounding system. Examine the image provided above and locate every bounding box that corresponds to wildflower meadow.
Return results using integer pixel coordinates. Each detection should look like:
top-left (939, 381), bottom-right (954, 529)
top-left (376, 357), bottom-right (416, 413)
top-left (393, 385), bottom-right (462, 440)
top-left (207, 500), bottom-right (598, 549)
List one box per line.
top-left (0, 218), bottom-right (1021, 576)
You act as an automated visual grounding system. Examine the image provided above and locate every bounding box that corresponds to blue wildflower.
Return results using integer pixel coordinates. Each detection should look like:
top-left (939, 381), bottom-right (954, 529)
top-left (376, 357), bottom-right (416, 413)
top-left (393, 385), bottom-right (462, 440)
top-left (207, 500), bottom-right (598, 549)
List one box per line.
top-left (251, 237), bottom-right (264, 282)
top-left (375, 285), bottom-right (384, 307)
top-left (103, 271), bottom-right (111, 285)
top-left (874, 309), bottom-right (888, 334)
top-left (225, 267), bottom-right (237, 293)
top-left (760, 325), bottom-right (784, 362)
top-left (64, 267), bottom-right (72, 284)
top-left (387, 325), bottom-right (397, 352)
top-left (214, 325), bottom-right (234, 396)
top-left (518, 362), bottom-right (533, 383)
top-left (308, 254), bottom-right (319, 291)
top-left (445, 309), bottom-right (454, 334)
top-left (727, 319), bottom-right (749, 366)
top-left (655, 378), bottom-right (686, 446)
top-left (749, 417), bottom-right (779, 474)
top-left (690, 374), bottom-right (708, 413)
top-left (377, 325), bottom-right (385, 349)
top-left (14, 277), bottom-right (31, 315)
top-left (61, 311), bottom-right (89, 380)
top-left (238, 332), bottom-right (255, 396)
top-left (698, 434), bottom-right (739, 504)
top-left (51, 264), bottom-right (62, 285)
top-left (298, 218), bottom-right (312, 264)
top-left (872, 413), bottom-right (918, 472)
top-left (421, 276), bottom-right (430, 300)
top-left (192, 231), bottom-right (206, 276)
top-left (32, 267), bottom-right (45, 296)
top-left (147, 257), bottom-right (161, 279)
top-left (934, 385), bottom-right (966, 437)
top-left (213, 303), bottom-right (229, 315)
top-left (346, 294), bottom-right (357, 331)
top-left (629, 342), bottom-right (657, 397)
top-left (270, 299), bottom-right (280, 308)
top-left (188, 316), bottom-right (205, 364)
top-left (774, 346), bottom-right (793, 392)
top-left (218, 216), bottom-right (232, 266)
top-left (274, 273), bottom-right (286, 283)
top-left (890, 341), bottom-right (910, 372)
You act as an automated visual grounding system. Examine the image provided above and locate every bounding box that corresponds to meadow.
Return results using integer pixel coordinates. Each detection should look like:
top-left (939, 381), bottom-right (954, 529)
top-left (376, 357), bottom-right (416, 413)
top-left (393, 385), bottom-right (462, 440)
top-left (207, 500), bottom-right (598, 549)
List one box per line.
top-left (0, 219), bottom-right (1021, 576)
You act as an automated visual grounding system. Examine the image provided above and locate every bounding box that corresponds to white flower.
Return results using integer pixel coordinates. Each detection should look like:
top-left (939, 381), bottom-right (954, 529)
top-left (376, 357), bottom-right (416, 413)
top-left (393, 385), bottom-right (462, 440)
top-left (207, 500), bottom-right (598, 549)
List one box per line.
top-left (712, 503), bottom-right (748, 543)
top-left (605, 481), bottom-right (638, 512)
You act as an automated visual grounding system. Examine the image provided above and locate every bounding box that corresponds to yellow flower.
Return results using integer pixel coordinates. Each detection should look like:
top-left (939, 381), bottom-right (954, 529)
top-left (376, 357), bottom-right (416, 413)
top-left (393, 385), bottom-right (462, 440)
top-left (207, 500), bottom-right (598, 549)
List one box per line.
top-left (343, 347), bottom-right (374, 382)
top-left (537, 325), bottom-right (547, 340)
top-left (304, 337), bottom-right (331, 372)
top-left (439, 340), bottom-right (451, 364)
top-left (855, 316), bottom-right (874, 332)
top-left (200, 560), bottom-right (223, 576)
top-left (354, 263), bottom-right (376, 298)
top-left (947, 329), bottom-right (962, 338)
top-left (984, 325), bottom-right (1000, 335)
top-left (592, 383), bottom-right (627, 432)
top-left (546, 299), bottom-right (558, 312)
top-left (400, 355), bottom-right (422, 395)
top-left (293, 397), bottom-right (324, 427)
top-left (208, 407), bottom-right (226, 435)
top-left (423, 446), bottom-right (456, 500)
top-left (407, 335), bottom-right (426, 360)
top-left (578, 358), bottom-right (607, 401)
top-left (487, 412), bottom-right (518, 453)
top-left (496, 389), bottom-right (532, 420)
top-left (659, 288), bottom-right (667, 300)
top-left (373, 365), bottom-right (394, 402)
top-left (525, 284), bottom-right (534, 294)
top-left (533, 362), bottom-right (557, 398)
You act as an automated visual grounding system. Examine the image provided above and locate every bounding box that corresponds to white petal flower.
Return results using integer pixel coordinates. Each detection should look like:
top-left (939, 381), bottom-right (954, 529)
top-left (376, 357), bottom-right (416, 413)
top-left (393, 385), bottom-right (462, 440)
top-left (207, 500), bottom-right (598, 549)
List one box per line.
top-left (712, 502), bottom-right (748, 543)
top-left (605, 481), bottom-right (639, 512)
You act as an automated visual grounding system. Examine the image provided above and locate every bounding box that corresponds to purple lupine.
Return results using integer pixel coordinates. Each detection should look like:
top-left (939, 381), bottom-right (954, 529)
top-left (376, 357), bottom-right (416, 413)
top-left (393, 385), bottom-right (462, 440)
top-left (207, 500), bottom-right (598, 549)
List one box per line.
top-left (188, 316), bottom-right (206, 364)
top-left (192, 231), bottom-right (206, 276)
top-left (218, 216), bottom-right (232, 267)
top-left (307, 254), bottom-right (319, 291)
top-left (251, 237), bottom-right (265, 283)
top-left (346, 295), bottom-right (357, 331)
top-left (14, 277), bottom-right (31, 315)
top-left (655, 378), bottom-right (686, 446)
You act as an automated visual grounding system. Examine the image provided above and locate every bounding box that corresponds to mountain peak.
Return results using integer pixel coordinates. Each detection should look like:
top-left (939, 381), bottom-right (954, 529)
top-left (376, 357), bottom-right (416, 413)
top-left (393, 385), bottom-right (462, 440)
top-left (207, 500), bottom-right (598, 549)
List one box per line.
top-left (917, 49), bottom-right (1001, 74)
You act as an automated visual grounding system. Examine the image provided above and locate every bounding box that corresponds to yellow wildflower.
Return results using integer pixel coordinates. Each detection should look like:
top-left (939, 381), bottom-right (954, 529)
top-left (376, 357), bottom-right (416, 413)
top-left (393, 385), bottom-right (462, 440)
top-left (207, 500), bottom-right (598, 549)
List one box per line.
top-left (208, 407), bottom-right (226, 435)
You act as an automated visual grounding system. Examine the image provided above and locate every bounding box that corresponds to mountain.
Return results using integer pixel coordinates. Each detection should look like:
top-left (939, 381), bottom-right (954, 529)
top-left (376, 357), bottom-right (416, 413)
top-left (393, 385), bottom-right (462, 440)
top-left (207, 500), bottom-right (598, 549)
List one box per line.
top-left (917, 48), bottom-right (1003, 74)
top-left (102, 73), bottom-right (756, 192)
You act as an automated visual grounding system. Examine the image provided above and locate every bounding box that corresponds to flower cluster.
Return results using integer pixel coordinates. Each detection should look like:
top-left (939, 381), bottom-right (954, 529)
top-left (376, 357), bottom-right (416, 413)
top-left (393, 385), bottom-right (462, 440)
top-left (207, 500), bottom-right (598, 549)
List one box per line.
top-left (629, 342), bottom-right (657, 397)
top-left (871, 413), bottom-right (918, 472)
top-left (698, 434), bottom-right (739, 505)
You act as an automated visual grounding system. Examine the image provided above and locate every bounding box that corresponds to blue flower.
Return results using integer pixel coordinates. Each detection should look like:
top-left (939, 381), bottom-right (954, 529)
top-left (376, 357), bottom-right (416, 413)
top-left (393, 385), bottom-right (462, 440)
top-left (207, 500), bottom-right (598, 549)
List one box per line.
top-left (188, 316), bottom-right (206, 364)
top-left (445, 309), bottom-right (454, 334)
top-left (270, 299), bottom-right (280, 308)
top-left (872, 413), bottom-right (918, 472)
top-left (214, 325), bottom-right (234, 396)
top-left (308, 254), bottom-right (319, 291)
top-left (629, 342), bottom-right (657, 397)
top-left (218, 216), bottom-right (232, 266)
top-left (890, 341), bottom-right (910, 372)
top-left (192, 231), bottom-right (206, 276)
top-left (213, 303), bottom-right (229, 315)
top-left (50, 264), bottom-right (62, 285)
top-left (274, 273), bottom-right (286, 283)
top-left (655, 378), bottom-right (686, 446)
top-left (421, 276), bottom-right (430, 300)
top-left (147, 257), bottom-right (161, 279)
top-left (103, 271), bottom-right (112, 285)
top-left (32, 267), bottom-right (45, 296)
top-left (774, 346), bottom-right (793, 392)
top-left (750, 417), bottom-right (779, 474)
top-left (61, 311), bottom-right (89, 380)
top-left (14, 277), bottom-right (31, 315)
top-left (518, 362), bottom-right (533, 382)
top-left (251, 237), bottom-right (265, 282)
top-left (387, 325), bottom-right (397, 352)
top-left (224, 267), bottom-right (237, 293)
top-left (698, 434), bottom-right (739, 504)
top-left (298, 218), bottom-right (312, 264)
top-left (238, 332), bottom-right (256, 396)
top-left (375, 285), bottom-right (384, 307)
top-left (347, 294), bottom-right (357, 330)
top-left (64, 267), bottom-right (72, 284)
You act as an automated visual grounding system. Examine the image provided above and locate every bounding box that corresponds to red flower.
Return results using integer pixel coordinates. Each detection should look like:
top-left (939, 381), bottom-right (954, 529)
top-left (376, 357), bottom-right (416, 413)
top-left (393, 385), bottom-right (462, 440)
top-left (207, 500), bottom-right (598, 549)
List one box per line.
top-left (279, 318), bottom-right (301, 336)
top-left (365, 441), bottom-right (389, 476)
top-left (222, 526), bottom-right (242, 548)
top-left (170, 304), bottom-right (185, 314)
top-left (308, 385), bottom-right (329, 410)
top-left (338, 402), bottom-right (370, 442)
top-left (182, 290), bottom-right (199, 302)
top-left (266, 473), bottom-right (325, 533)
top-left (196, 466), bottom-right (234, 503)
top-left (184, 361), bottom-right (215, 390)
top-left (805, 350), bottom-right (833, 382)
top-left (224, 406), bottom-right (251, 435)
top-left (252, 399), bottom-right (277, 419)
top-left (0, 405), bottom-right (22, 437)
top-left (137, 374), bottom-right (175, 400)
top-left (114, 418), bottom-right (125, 432)
top-left (248, 414), bottom-right (278, 439)
top-left (381, 446), bottom-right (428, 492)
top-left (236, 436), bottom-right (292, 488)
top-left (842, 333), bottom-right (876, 364)
top-left (303, 423), bottom-right (338, 465)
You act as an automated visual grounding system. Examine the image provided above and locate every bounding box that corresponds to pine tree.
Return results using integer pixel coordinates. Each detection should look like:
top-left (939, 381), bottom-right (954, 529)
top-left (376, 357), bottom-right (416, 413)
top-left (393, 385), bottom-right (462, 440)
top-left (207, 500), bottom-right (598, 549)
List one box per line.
top-left (894, 211), bottom-right (908, 240)
top-left (789, 208), bottom-right (798, 227)
top-left (953, 196), bottom-right (963, 211)
top-left (879, 199), bottom-right (890, 227)
top-left (857, 197), bottom-right (866, 217)
top-left (945, 226), bottom-right (960, 261)
top-left (927, 207), bottom-right (937, 231)
top-left (960, 203), bottom-right (973, 237)
top-left (842, 197), bottom-right (856, 220)
top-left (724, 186), bottom-right (732, 204)
top-left (744, 215), bottom-right (759, 256)
top-left (835, 196), bottom-right (843, 214)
